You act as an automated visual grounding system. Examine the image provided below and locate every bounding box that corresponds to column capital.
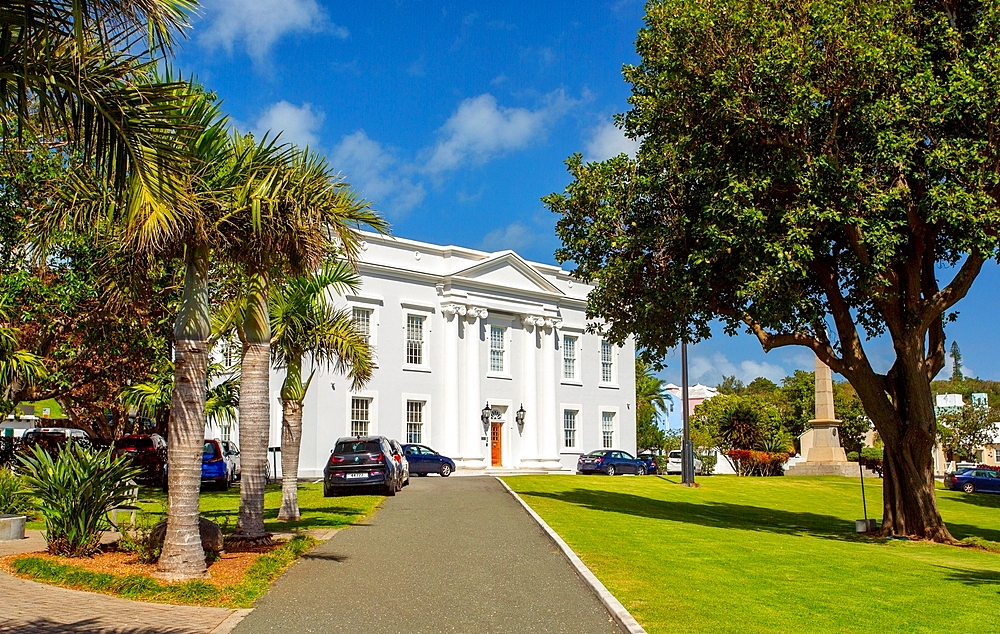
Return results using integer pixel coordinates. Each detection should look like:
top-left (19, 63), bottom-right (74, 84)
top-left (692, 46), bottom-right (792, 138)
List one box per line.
top-left (441, 303), bottom-right (466, 317)
top-left (520, 315), bottom-right (546, 327)
top-left (465, 306), bottom-right (488, 320)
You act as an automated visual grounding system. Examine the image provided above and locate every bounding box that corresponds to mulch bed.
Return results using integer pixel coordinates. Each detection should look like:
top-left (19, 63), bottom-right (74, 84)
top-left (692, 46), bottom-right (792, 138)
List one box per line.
top-left (0, 541), bottom-right (282, 588)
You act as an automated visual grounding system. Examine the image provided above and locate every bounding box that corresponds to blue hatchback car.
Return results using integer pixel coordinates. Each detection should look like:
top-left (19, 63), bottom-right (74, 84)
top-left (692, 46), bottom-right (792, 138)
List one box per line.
top-left (945, 468), bottom-right (1000, 494)
top-left (401, 444), bottom-right (455, 477)
top-left (577, 449), bottom-right (647, 476)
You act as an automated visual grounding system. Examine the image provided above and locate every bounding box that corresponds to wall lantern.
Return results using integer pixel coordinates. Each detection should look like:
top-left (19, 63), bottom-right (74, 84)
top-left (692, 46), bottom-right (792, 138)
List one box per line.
top-left (515, 404), bottom-right (526, 431)
top-left (481, 403), bottom-right (491, 434)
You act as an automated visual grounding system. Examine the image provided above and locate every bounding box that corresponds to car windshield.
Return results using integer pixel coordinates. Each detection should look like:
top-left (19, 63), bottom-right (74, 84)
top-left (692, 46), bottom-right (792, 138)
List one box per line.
top-left (203, 441), bottom-right (221, 460)
top-left (668, 450), bottom-right (682, 459)
top-left (116, 438), bottom-right (154, 451)
top-left (23, 431), bottom-right (67, 444)
top-left (587, 450), bottom-right (606, 457)
top-left (335, 440), bottom-right (381, 455)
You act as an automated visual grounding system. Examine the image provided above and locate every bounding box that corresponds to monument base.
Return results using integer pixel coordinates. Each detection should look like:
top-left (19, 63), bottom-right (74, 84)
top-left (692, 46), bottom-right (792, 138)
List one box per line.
top-left (785, 461), bottom-right (862, 477)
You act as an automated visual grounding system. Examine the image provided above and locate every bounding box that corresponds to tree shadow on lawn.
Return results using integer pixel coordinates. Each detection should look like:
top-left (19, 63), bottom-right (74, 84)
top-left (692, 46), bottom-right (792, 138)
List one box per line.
top-left (521, 487), bottom-right (1000, 544)
top-left (941, 492), bottom-right (1000, 510)
top-left (520, 487), bottom-right (872, 542)
top-left (936, 566), bottom-right (1000, 590)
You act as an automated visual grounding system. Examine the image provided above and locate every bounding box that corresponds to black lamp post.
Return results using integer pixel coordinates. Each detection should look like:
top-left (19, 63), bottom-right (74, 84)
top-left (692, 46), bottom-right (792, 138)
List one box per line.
top-left (481, 403), bottom-right (491, 435)
top-left (681, 334), bottom-right (695, 486)
top-left (515, 404), bottom-right (526, 431)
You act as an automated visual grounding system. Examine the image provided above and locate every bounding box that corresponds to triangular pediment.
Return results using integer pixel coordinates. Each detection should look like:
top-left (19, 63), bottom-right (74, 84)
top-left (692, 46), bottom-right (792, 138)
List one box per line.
top-left (450, 252), bottom-right (563, 295)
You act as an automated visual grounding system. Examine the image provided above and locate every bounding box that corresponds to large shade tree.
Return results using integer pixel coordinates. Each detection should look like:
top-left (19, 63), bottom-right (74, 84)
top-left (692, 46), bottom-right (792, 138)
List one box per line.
top-left (545, 0), bottom-right (1000, 541)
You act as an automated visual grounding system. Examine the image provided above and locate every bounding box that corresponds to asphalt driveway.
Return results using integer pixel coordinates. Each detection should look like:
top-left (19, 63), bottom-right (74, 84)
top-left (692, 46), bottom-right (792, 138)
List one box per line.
top-left (235, 475), bottom-right (622, 633)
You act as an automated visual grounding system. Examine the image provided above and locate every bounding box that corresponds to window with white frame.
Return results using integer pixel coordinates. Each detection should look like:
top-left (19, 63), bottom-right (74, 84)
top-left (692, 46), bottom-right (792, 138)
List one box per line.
top-left (406, 400), bottom-right (423, 443)
top-left (351, 397), bottom-right (370, 436)
top-left (406, 315), bottom-right (424, 365)
top-left (490, 326), bottom-right (506, 373)
top-left (602, 411), bottom-right (615, 449)
top-left (563, 335), bottom-right (578, 380)
top-left (601, 340), bottom-right (615, 383)
top-left (563, 410), bottom-right (577, 448)
top-left (352, 307), bottom-right (372, 345)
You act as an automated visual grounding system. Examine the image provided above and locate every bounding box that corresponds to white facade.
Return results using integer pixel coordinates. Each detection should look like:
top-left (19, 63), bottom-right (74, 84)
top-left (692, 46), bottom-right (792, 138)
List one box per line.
top-left (268, 233), bottom-right (636, 477)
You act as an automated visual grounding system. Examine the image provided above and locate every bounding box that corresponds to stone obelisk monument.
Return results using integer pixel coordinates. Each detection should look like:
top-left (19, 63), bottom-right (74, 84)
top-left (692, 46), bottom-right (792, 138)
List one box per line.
top-left (786, 355), bottom-right (858, 476)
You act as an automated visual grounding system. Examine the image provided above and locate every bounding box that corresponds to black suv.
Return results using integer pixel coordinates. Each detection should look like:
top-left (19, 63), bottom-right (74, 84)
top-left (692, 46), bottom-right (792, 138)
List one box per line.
top-left (324, 436), bottom-right (402, 497)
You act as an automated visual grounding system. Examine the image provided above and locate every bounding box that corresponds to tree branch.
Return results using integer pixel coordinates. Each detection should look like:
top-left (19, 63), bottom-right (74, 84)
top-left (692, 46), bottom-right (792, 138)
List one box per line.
top-left (920, 253), bottom-right (984, 331)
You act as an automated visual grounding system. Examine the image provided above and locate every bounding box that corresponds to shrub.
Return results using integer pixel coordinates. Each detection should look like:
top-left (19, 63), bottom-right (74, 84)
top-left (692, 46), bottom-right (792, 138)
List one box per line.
top-left (725, 449), bottom-right (790, 476)
top-left (0, 466), bottom-right (32, 516)
top-left (847, 451), bottom-right (860, 462)
top-left (117, 513), bottom-right (162, 564)
top-left (859, 446), bottom-right (884, 478)
top-left (698, 452), bottom-right (717, 475)
top-left (18, 443), bottom-right (144, 557)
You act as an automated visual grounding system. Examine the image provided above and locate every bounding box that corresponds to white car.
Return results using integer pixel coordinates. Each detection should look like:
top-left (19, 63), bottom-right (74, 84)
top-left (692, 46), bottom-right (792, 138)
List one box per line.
top-left (665, 449), bottom-right (703, 475)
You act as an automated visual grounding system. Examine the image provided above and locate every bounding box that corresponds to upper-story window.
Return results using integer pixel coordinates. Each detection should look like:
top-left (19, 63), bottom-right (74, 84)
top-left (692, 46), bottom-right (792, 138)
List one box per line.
top-left (406, 315), bottom-right (424, 365)
top-left (601, 340), bottom-right (615, 384)
top-left (490, 326), bottom-right (507, 373)
top-left (563, 335), bottom-right (578, 380)
top-left (352, 307), bottom-right (372, 345)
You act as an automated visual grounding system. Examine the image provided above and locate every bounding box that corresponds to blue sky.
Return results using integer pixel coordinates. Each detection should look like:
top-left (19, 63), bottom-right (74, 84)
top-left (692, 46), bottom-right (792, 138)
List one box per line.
top-left (174, 0), bottom-right (1000, 386)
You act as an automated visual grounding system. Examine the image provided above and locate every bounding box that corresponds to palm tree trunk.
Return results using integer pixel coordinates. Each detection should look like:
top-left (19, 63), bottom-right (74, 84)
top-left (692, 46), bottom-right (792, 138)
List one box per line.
top-left (278, 354), bottom-right (306, 522)
top-left (156, 246), bottom-right (210, 581)
top-left (233, 271), bottom-right (272, 544)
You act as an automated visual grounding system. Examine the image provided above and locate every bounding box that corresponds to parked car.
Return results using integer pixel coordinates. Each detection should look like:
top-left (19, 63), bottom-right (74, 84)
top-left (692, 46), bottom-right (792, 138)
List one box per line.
top-left (577, 449), bottom-right (647, 476)
top-left (113, 434), bottom-right (167, 486)
top-left (665, 449), bottom-right (703, 475)
top-left (945, 468), bottom-right (1000, 493)
top-left (401, 443), bottom-right (455, 477)
top-left (202, 439), bottom-right (237, 490)
top-left (637, 452), bottom-right (659, 475)
top-left (220, 440), bottom-right (242, 481)
top-left (324, 436), bottom-right (402, 497)
top-left (389, 439), bottom-right (410, 486)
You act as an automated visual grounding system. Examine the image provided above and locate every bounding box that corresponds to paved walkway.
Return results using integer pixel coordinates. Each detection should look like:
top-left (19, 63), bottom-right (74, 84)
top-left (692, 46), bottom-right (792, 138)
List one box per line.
top-left (0, 532), bottom-right (243, 634)
top-left (0, 570), bottom-right (240, 633)
top-left (235, 476), bottom-right (623, 634)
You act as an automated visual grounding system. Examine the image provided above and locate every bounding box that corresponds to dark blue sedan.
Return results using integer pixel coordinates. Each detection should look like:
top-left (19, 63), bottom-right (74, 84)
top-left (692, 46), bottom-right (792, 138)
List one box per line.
top-left (577, 450), bottom-right (647, 476)
top-left (945, 468), bottom-right (1000, 494)
top-left (402, 444), bottom-right (455, 477)
top-left (637, 452), bottom-right (659, 475)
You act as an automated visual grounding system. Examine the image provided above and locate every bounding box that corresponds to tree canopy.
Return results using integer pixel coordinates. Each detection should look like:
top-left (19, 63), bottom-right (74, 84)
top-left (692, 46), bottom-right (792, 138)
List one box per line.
top-left (546, 0), bottom-right (1000, 541)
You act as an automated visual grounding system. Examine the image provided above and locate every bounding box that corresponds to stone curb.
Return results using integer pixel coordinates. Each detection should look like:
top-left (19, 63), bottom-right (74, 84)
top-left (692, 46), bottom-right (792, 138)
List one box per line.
top-left (210, 608), bottom-right (253, 634)
top-left (495, 477), bottom-right (647, 634)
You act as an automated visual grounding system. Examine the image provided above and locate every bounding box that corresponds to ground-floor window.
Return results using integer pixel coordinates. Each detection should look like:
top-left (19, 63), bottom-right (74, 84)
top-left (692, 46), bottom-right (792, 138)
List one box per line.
top-left (602, 411), bottom-right (615, 449)
top-left (351, 397), bottom-right (370, 437)
top-left (406, 400), bottom-right (423, 443)
top-left (563, 410), bottom-right (577, 448)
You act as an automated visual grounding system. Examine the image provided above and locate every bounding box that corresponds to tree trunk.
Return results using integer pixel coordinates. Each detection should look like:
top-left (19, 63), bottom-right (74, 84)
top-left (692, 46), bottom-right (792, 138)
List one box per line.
top-left (233, 272), bottom-right (272, 545)
top-left (849, 344), bottom-right (954, 543)
top-left (156, 247), bottom-right (210, 581)
top-left (278, 399), bottom-right (303, 522)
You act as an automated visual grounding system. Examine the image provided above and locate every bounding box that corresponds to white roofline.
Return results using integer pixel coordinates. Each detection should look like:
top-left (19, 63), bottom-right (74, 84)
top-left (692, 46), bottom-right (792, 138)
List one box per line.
top-left (361, 231), bottom-right (570, 276)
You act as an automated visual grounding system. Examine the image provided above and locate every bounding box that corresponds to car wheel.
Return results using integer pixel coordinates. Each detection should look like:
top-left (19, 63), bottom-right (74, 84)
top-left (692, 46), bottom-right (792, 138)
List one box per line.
top-left (637, 465), bottom-right (646, 476)
top-left (384, 482), bottom-right (397, 497)
top-left (440, 463), bottom-right (452, 477)
top-left (963, 482), bottom-right (975, 494)
top-left (606, 465), bottom-right (616, 476)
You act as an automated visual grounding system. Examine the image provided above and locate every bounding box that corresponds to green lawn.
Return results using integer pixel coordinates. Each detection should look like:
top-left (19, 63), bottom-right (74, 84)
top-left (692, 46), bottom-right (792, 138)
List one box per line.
top-left (26, 482), bottom-right (382, 534)
top-left (503, 474), bottom-right (1000, 634)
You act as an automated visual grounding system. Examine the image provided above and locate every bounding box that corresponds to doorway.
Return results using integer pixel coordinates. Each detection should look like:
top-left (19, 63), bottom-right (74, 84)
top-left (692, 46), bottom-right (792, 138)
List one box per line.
top-left (491, 423), bottom-right (503, 466)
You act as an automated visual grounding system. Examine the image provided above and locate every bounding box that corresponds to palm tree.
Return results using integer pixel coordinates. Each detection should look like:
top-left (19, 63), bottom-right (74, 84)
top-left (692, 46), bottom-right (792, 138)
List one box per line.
top-left (271, 262), bottom-right (373, 521)
top-left (0, 304), bottom-right (46, 412)
top-left (1, 1), bottom-right (198, 200)
top-left (219, 147), bottom-right (387, 545)
top-left (119, 361), bottom-right (240, 436)
top-left (635, 359), bottom-right (669, 451)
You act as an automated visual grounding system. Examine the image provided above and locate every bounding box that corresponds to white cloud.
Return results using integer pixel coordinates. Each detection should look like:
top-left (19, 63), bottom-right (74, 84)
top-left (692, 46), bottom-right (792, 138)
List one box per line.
top-left (255, 101), bottom-right (325, 148)
top-left (688, 352), bottom-right (788, 385)
top-left (330, 131), bottom-right (426, 217)
top-left (422, 91), bottom-right (573, 174)
top-left (585, 120), bottom-right (640, 161)
top-left (198, 0), bottom-right (342, 61)
top-left (480, 221), bottom-right (537, 254)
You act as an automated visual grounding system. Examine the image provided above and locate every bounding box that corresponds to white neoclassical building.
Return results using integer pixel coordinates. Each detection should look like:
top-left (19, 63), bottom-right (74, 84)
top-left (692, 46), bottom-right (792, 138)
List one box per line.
top-left (265, 232), bottom-right (636, 477)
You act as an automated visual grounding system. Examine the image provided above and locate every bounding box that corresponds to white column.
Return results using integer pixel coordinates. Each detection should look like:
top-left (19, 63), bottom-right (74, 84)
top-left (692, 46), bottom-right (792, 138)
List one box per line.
top-left (441, 305), bottom-right (461, 456)
top-left (539, 320), bottom-right (563, 469)
top-left (519, 317), bottom-right (539, 466)
top-left (460, 307), bottom-right (487, 468)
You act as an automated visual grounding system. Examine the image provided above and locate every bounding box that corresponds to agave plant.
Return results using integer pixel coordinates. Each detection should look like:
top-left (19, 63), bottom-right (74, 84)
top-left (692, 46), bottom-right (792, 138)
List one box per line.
top-left (0, 466), bottom-right (32, 516)
top-left (18, 443), bottom-right (144, 556)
